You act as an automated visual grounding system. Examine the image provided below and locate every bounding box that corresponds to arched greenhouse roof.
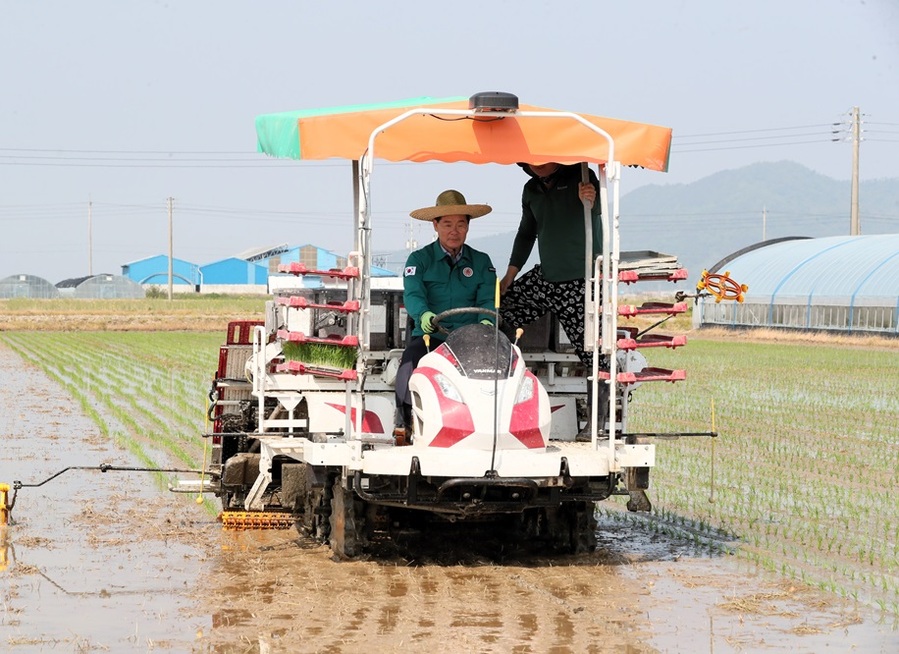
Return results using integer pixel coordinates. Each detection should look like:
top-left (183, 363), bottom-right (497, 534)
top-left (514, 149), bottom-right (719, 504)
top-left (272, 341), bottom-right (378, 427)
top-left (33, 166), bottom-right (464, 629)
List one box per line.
top-left (0, 274), bottom-right (60, 299)
top-left (700, 234), bottom-right (899, 335)
top-left (72, 274), bottom-right (146, 299)
top-left (713, 234), bottom-right (899, 303)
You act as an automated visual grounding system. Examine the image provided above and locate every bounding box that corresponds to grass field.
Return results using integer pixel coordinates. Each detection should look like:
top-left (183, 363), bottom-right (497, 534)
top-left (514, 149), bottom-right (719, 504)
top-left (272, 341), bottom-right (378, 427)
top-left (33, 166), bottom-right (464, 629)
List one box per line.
top-left (1, 296), bottom-right (897, 614)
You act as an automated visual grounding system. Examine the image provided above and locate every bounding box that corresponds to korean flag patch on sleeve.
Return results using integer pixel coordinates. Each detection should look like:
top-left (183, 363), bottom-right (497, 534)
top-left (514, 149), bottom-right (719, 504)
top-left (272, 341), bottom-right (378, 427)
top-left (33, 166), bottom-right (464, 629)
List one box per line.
top-left (404, 266), bottom-right (417, 277)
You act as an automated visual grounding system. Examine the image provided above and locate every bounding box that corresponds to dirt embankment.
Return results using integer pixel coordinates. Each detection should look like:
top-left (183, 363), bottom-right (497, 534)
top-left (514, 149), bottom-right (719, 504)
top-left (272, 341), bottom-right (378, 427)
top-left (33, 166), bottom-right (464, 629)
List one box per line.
top-left (0, 298), bottom-right (262, 332)
top-left (0, 312), bottom-right (257, 332)
top-left (4, 298), bottom-right (897, 351)
top-left (696, 326), bottom-right (899, 350)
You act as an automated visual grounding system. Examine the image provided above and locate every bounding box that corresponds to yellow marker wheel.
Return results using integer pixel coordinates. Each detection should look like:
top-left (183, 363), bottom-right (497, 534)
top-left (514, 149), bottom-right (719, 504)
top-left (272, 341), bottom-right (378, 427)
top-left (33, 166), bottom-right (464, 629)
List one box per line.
top-left (698, 270), bottom-right (749, 303)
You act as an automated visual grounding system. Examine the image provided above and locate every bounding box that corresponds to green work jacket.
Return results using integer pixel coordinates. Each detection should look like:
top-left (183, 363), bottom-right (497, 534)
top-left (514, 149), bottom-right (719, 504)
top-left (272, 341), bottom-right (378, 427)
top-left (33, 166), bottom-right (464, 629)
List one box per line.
top-left (403, 240), bottom-right (496, 338)
top-left (509, 164), bottom-right (602, 282)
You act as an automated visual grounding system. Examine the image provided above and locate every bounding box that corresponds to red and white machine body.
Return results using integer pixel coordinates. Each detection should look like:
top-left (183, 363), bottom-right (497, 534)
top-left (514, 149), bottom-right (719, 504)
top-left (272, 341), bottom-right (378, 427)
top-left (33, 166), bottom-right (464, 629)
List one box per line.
top-left (408, 325), bottom-right (550, 452)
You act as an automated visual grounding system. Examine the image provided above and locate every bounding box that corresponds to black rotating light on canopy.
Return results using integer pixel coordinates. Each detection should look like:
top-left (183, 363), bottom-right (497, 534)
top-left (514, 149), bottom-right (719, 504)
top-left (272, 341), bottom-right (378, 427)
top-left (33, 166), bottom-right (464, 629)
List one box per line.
top-left (468, 91), bottom-right (520, 113)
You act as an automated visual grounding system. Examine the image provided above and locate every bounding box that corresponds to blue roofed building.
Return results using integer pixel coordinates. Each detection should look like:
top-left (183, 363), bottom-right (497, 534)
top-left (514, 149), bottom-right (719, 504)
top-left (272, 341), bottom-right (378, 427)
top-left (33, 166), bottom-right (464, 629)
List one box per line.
top-left (121, 255), bottom-right (201, 291)
top-left (697, 234), bottom-right (899, 335)
top-left (200, 257), bottom-right (269, 294)
top-left (119, 244), bottom-right (397, 295)
top-left (261, 244), bottom-right (397, 291)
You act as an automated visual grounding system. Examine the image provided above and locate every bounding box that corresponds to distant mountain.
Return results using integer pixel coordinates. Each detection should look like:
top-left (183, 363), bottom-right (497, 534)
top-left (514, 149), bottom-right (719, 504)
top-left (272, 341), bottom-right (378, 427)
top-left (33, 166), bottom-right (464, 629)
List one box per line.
top-left (619, 161), bottom-right (899, 287)
top-left (378, 161), bottom-right (899, 292)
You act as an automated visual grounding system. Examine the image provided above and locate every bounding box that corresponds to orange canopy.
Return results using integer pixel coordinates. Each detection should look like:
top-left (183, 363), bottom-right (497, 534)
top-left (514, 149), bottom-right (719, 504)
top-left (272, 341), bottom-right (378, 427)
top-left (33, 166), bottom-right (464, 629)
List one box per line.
top-left (256, 98), bottom-right (671, 172)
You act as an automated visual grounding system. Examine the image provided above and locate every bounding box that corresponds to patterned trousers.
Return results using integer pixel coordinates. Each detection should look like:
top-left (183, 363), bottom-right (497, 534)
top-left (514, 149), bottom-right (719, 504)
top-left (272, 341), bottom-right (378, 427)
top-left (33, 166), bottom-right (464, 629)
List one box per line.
top-left (499, 265), bottom-right (603, 370)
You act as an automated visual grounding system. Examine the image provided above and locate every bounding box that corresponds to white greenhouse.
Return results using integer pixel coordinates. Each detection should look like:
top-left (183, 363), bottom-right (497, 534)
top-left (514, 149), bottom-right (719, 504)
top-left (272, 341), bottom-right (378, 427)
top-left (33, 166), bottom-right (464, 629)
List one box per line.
top-left (57, 274), bottom-right (146, 299)
top-left (0, 274), bottom-right (60, 299)
top-left (696, 234), bottom-right (899, 336)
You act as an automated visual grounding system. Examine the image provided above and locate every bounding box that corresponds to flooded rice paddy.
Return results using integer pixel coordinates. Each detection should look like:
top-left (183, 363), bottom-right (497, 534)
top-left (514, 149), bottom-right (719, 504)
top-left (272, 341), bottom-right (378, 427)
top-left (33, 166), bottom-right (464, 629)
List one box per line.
top-left (1, 336), bottom-right (898, 652)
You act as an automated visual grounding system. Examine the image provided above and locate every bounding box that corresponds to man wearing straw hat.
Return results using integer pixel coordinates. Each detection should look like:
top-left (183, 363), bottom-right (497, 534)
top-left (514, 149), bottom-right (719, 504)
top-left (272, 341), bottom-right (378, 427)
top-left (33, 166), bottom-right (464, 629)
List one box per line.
top-left (395, 189), bottom-right (497, 437)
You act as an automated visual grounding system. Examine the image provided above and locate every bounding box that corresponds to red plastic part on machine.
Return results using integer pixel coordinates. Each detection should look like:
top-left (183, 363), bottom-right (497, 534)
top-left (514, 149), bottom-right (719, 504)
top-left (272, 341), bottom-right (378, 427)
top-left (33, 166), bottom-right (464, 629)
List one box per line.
top-left (598, 367), bottom-right (686, 383)
top-left (618, 302), bottom-right (688, 317)
top-left (616, 327), bottom-right (688, 351)
top-left (275, 296), bottom-right (361, 312)
top-left (618, 268), bottom-right (689, 284)
top-left (276, 263), bottom-right (360, 279)
top-left (225, 321), bottom-right (265, 345)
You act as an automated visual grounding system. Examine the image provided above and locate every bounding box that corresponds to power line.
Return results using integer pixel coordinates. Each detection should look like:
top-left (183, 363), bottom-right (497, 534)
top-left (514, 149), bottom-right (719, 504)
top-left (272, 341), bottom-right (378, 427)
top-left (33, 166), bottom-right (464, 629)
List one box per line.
top-left (0, 116), bottom-right (888, 167)
top-left (0, 147), bottom-right (258, 154)
top-left (675, 123), bottom-right (835, 139)
top-left (0, 161), bottom-right (295, 169)
top-left (673, 138), bottom-right (833, 154)
top-left (676, 131), bottom-right (832, 146)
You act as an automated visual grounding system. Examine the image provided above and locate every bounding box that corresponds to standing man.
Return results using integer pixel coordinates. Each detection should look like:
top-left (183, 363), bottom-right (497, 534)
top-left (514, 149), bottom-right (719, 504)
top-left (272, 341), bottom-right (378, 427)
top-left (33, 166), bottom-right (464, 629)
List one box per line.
top-left (499, 162), bottom-right (601, 369)
top-left (499, 162), bottom-right (602, 437)
top-left (396, 189), bottom-right (497, 435)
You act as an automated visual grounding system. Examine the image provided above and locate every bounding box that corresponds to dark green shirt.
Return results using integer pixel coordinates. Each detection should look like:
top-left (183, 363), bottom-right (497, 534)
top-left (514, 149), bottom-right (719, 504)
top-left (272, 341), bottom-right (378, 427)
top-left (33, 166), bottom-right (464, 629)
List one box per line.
top-left (508, 164), bottom-right (602, 282)
top-left (403, 241), bottom-right (497, 337)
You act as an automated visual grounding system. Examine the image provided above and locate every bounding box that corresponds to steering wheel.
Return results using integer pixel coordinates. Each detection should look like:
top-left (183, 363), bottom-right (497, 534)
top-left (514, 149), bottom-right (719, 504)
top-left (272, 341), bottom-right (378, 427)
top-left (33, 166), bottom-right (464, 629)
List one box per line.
top-left (432, 307), bottom-right (501, 335)
top-left (697, 269), bottom-right (749, 303)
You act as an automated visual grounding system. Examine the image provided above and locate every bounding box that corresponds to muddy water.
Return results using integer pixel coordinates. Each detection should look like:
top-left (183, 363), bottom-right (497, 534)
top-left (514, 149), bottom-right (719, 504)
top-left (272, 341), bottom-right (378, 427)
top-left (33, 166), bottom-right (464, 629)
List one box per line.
top-left (1, 342), bottom-right (898, 653)
top-left (0, 344), bottom-right (215, 651)
top-left (199, 528), bottom-right (899, 654)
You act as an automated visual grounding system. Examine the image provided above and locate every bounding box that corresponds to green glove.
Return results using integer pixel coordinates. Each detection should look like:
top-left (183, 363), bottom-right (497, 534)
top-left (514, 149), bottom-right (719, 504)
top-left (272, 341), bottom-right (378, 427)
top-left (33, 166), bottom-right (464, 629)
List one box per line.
top-left (421, 311), bottom-right (437, 334)
top-left (480, 319), bottom-right (493, 326)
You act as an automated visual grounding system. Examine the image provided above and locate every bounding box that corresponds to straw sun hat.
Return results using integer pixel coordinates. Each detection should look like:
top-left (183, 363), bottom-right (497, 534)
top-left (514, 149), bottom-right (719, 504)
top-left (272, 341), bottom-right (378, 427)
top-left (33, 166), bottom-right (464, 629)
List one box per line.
top-left (409, 189), bottom-right (492, 222)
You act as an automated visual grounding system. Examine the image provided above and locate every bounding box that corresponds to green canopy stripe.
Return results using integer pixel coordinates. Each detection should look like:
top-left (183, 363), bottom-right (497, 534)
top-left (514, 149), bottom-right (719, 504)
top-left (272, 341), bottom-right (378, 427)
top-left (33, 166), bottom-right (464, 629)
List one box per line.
top-left (255, 96), bottom-right (466, 160)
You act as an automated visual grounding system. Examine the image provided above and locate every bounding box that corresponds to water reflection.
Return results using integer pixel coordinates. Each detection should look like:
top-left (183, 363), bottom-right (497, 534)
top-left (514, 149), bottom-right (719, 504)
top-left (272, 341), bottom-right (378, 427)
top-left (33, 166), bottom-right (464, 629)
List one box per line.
top-left (0, 526), bottom-right (10, 572)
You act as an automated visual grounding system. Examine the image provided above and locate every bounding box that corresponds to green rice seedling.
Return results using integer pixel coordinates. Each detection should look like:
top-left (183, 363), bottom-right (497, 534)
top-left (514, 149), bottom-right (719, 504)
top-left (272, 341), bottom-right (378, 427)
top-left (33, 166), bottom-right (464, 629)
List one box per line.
top-left (281, 341), bottom-right (357, 370)
top-left (628, 335), bottom-right (899, 615)
top-left (0, 331), bottom-right (217, 489)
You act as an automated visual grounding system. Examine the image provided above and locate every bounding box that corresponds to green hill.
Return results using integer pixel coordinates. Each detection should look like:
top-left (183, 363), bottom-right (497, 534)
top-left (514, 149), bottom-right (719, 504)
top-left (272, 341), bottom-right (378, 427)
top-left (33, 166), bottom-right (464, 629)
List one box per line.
top-left (619, 161), bottom-right (899, 286)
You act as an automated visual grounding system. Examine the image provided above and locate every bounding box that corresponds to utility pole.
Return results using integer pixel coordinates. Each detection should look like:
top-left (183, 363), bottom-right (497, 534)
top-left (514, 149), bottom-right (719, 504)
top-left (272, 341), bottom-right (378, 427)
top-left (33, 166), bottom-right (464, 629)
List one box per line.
top-left (850, 106), bottom-right (860, 235)
top-left (404, 221), bottom-right (418, 251)
top-left (762, 205), bottom-right (767, 241)
top-left (167, 197), bottom-right (174, 301)
top-left (88, 197), bottom-right (93, 276)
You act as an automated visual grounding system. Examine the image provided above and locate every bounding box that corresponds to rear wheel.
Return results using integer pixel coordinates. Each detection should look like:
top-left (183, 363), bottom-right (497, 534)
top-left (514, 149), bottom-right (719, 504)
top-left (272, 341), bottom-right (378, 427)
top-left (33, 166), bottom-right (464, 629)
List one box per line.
top-left (571, 501), bottom-right (598, 553)
top-left (300, 483), bottom-right (331, 542)
top-left (329, 478), bottom-right (367, 558)
top-left (546, 501), bottom-right (598, 554)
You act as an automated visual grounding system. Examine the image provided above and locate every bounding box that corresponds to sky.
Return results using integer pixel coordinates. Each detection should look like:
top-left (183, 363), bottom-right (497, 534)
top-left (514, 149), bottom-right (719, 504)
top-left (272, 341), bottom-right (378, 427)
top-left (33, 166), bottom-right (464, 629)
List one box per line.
top-left (1, 0), bottom-right (898, 282)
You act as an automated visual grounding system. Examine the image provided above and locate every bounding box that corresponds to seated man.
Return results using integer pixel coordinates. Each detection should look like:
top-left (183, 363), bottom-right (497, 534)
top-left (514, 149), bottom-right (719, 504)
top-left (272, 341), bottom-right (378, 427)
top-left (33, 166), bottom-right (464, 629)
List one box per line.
top-left (395, 189), bottom-right (497, 436)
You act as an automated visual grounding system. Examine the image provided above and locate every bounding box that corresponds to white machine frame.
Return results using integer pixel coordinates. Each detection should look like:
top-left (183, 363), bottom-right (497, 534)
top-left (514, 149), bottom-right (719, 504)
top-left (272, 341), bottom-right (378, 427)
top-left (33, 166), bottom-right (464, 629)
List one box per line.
top-left (239, 104), bottom-right (654, 511)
